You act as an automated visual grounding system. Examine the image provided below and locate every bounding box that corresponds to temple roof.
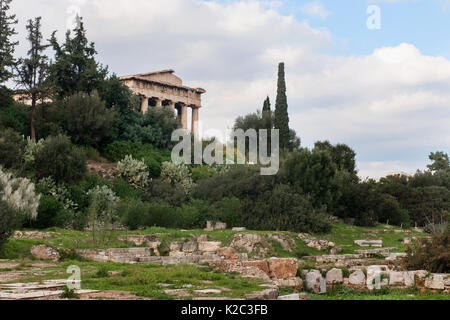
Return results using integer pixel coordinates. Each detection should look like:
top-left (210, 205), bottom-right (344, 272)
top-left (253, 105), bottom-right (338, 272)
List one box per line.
top-left (119, 70), bottom-right (206, 94)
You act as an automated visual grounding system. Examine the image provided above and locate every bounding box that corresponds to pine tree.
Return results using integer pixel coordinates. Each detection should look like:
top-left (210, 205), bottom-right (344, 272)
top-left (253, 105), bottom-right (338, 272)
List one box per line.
top-left (274, 62), bottom-right (290, 149)
top-left (0, 0), bottom-right (18, 85)
top-left (49, 17), bottom-right (108, 99)
top-left (16, 17), bottom-right (51, 142)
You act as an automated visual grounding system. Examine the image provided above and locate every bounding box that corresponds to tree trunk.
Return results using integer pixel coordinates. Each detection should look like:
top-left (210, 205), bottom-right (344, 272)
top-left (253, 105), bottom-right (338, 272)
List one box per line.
top-left (31, 97), bottom-right (36, 142)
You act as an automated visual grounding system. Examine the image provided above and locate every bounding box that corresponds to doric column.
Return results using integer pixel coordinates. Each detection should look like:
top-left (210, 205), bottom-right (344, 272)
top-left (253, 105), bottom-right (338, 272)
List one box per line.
top-left (180, 104), bottom-right (188, 130)
top-left (141, 96), bottom-right (148, 114)
top-left (156, 98), bottom-right (163, 108)
top-left (191, 106), bottom-right (199, 138)
top-left (169, 101), bottom-right (176, 117)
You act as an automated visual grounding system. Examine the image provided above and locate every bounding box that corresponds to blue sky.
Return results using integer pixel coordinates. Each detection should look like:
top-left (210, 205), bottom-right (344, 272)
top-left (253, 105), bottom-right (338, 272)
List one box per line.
top-left (10, 0), bottom-right (450, 178)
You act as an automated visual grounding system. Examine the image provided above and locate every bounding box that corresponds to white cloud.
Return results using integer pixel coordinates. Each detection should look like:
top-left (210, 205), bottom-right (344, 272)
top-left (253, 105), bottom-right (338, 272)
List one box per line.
top-left (300, 2), bottom-right (331, 20)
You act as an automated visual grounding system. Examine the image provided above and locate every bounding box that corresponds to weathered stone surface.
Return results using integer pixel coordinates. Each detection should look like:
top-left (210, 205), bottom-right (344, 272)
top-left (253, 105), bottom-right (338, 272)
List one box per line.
top-left (208, 260), bottom-right (270, 280)
top-left (355, 247), bottom-right (396, 257)
top-left (403, 271), bottom-right (416, 287)
top-left (388, 272), bottom-right (405, 286)
top-left (182, 241), bottom-right (198, 253)
top-left (366, 266), bottom-right (389, 290)
top-left (385, 253), bottom-right (407, 261)
top-left (14, 231), bottom-right (52, 239)
top-left (216, 247), bottom-right (239, 260)
top-left (205, 221), bottom-right (227, 231)
top-left (349, 270), bottom-right (365, 285)
top-left (30, 245), bottom-right (60, 262)
top-left (298, 233), bottom-right (335, 251)
top-left (326, 268), bottom-right (343, 285)
top-left (277, 294), bottom-right (300, 300)
top-left (305, 272), bottom-right (326, 294)
top-left (425, 274), bottom-right (445, 290)
top-left (268, 258), bottom-right (298, 279)
top-left (242, 260), bottom-right (270, 275)
top-left (244, 288), bottom-right (278, 300)
top-left (194, 289), bottom-right (222, 295)
top-left (230, 233), bottom-right (264, 253)
top-left (272, 277), bottom-right (303, 291)
top-left (198, 241), bottom-right (222, 252)
top-left (232, 227), bottom-right (246, 231)
top-left (298, 293), bottom-right (310, 300)
top-left (268, 234), bottom-right (296, 252)
top-left (354, 240), bottom-right (383, 247)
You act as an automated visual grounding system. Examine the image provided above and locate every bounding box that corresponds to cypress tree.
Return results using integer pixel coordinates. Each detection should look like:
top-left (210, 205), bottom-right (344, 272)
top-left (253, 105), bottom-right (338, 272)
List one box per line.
top-left (0, 0), bottom-right (18, 85)
top-left (262, 96), bottom-right (272, 129)
top-left (274, 62), bottom-right (290, 149)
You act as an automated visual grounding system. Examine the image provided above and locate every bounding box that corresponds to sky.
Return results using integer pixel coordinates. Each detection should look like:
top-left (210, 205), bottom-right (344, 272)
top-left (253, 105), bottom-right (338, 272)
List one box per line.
top-left (8, 0), bottom-right (450, 178)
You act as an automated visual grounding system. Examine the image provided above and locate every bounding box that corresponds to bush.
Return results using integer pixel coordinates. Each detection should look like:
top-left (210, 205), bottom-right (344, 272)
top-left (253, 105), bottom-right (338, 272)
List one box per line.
top-left (0, 103), bottom-right (30, 136)
top-left (403, 231), bottom-right (450, 273)
top-left (112, 178), bottom-right (142, 200)
top-left (0, 129), bottom-right (26, 169)
top-left (116, 155), bottom-right (150, 189)
top-left (117, 107), bottom-right (181, 150)
top-left (118, 199), bottom-right (150, 230)
top-left (34, 135), bottom-right (87, 183)
top-left (143, 178), bottom-right (188, 207)
top-left (191, 165), bottom-right (217, 182)
top-left (0, 200), bottom-right (18, 252)
top-left (160, 162), bottom-right (193, 194)
top-left (63, 91), bottom-right (116, 147)
top-left (0, 167), bottom-right (40, 221)
top-left (104, 141), bottom-right (170, 177)
top-left (215, 197), bottom-right (242, 227)
top-left (32, 195), bottom-right (72, 229)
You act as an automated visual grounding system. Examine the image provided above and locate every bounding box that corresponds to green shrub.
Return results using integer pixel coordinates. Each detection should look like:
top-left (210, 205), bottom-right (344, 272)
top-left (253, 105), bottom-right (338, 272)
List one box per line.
top-left (34, 135), bottom-right (87, 183)
top-left (215, 197), bottom-right (242, 227)
top-left (118, 199), bottom-right (150, 230)
top-left (60, 286), bottom-right (80, 299)
top-left (160, 162), bottom-right (193, 194)
top-left (0, 200), bottom-right (18, 252)
top-left (104, 141), bottom-right (170, 177)
top-left (0, 129), bottom-right (26, 169)
top-left (32, 195), bottom-right (72, 229)
top-left (63, 91), bottom-right (116, 148)
top-left (144, 179), bottom-right (188, 207)
top-left (112, 178), bottom-right (142, 200)
top-left (191, 165), bottom-right (217, 182)
top-left (0, 103), bottom-right (30, 136)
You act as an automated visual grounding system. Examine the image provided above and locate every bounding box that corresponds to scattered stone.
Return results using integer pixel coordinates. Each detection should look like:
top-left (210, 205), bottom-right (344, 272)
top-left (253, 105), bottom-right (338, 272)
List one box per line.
top-left (403, 272), bottom-right (416, 287)
top-left (242, 260), bottom-right (270, 275)
top-left (298, 293), bottom-right (310, 300)
top-left (326, 268), bottom-right (343, 285)
top-left (385, 253), bottom-right (407, 261)
top-left (268, 258), bottom-right (298, 280)
top-left (198, 242), bottom-right (222, 252)
top-left (205, 221), bottom-right (227, 231)
top-left (349, 270), bottom-right (365, 285)
top-left (305, 271), bottom-right (326, 294)
top-left (193, 289), bottom-right (222, 295)
top-left (366, 266), bottom-right (389, 290)
top-left (354, 240), bottom-right (383, 247)
top-left (216, 247), bottom-right (239, 260)
top-left (244, 288), bottom-right (278, 300)
top-left (13, 231), bottom-right (52, 239)
top-left (389, 272), bottom-right (405, 286)
top-left (277, 294), bottom-right (300, 300)
top-left (425, 274), bottom-right (445, 290)
top-left (232, 227), bottom-right (246, 231)
top-left (272, 277), bottom-right (303, 291)
top-left (230, 233), bottom-right (264, 253)
top-left (268, 234), bottom-right (297, 252)
top-left (30, 245), bottom-right (60, 262)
